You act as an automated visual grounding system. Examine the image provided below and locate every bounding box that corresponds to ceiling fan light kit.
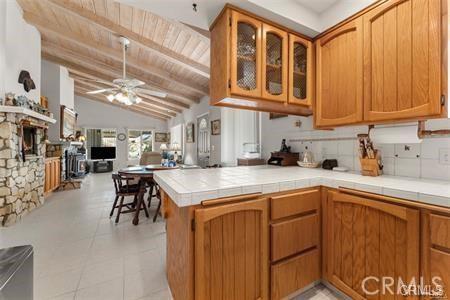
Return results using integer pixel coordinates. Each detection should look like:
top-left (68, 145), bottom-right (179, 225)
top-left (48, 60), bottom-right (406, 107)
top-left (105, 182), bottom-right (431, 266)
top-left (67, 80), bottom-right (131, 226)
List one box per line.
top-left (86, 36), bottom-right (165, 106)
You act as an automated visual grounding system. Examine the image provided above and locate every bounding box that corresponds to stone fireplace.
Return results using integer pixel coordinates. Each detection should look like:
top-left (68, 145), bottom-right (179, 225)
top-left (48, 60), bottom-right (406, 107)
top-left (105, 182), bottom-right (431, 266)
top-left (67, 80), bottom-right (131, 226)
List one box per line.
top-left (0, 109), bottom-right (54, 226)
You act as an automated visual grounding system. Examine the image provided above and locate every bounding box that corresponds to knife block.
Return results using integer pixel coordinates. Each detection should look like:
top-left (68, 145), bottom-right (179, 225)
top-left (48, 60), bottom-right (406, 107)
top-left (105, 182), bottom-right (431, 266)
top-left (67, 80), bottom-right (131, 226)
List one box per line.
top-left (359, 151), bottom-right (382, 177)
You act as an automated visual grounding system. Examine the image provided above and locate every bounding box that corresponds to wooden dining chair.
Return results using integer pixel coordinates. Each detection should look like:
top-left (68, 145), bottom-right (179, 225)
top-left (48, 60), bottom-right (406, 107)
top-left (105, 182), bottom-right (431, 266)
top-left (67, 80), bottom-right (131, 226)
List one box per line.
top-left (110, 173), bottom-right (149, 223)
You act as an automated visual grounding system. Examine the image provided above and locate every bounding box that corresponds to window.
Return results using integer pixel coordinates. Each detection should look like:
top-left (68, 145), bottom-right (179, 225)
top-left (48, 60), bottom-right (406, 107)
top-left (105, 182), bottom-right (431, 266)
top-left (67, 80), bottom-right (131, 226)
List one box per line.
top-left (128, 130), bottom-right (153, 159)
top-left (85, 128), bottom-right (117, 159)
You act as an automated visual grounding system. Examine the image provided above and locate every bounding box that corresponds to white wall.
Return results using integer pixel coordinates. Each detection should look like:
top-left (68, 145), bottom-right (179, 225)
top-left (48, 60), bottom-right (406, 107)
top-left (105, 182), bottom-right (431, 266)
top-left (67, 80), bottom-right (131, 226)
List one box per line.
top-left (168, 96), bottom-right (222, 165)
top-left (75, 95), bottom-right (168, 170)
top-left (0, 1), bottom-right (5, 98)
top-left (1, 0), bottom-right (41, 102)
top-left (261, 114), bottom-right (450, 181)
top-left (41, 60), bottom-right (75, 141)
top-left (59, 67), bottom-right (74, 109)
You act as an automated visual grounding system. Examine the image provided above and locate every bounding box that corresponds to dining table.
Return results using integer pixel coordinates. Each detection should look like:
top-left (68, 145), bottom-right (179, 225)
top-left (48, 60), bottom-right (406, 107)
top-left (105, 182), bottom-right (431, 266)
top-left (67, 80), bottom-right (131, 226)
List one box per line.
top-left (118, 164), bottom-right (179, 225)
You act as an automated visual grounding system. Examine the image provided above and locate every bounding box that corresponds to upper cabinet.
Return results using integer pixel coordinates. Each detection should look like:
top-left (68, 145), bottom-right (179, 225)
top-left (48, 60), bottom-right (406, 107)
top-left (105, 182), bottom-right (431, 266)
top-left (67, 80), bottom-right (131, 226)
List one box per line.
top-left (315, 0), bottom-right (445, 127)
top-left (289, 34), bottom-right (314, 106)
top-left (211, 1), bottom-right (446, 126)
top-left (210, 5), bottom-right (314, 116)
top-left (262, 24), bottom-right (288, 102)
top-left (230, 11), bottom-right (262, 99)
top-left (315, 18), bottom-right (364, 127)
top-left (363, 0), bottom-right (443, 122)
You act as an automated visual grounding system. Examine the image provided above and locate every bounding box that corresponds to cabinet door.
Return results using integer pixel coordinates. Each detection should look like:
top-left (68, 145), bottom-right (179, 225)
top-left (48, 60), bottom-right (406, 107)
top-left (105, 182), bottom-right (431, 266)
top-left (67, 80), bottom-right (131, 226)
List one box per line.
top-left (262, 24), bottom-right (288, 102)
top-left (363, 0), bottom-right (442, 122)
top-left (230, 11), bottom-right (262, 98)
top-left (44, 160), bottom-right (51, 193)
top-left (316, 18), bottom-right (364, 127)
top-left (195, 198), bottom-right (269, 300)
top-left (327, 191), bottom-right (419, 299)
top-left (288, 34), bottom-right (313, 106)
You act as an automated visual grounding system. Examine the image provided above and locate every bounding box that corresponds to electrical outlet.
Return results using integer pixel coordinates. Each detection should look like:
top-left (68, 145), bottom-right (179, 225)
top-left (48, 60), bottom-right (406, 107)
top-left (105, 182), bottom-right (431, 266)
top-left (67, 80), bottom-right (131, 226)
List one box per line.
top-left (439, 148), bottom-right (450, 165)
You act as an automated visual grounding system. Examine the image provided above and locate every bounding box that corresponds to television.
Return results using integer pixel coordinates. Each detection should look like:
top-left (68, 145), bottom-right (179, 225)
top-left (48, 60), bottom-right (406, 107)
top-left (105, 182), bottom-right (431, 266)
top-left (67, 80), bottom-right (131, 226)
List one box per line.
top-left (90, 147), bottom-right (116, 160)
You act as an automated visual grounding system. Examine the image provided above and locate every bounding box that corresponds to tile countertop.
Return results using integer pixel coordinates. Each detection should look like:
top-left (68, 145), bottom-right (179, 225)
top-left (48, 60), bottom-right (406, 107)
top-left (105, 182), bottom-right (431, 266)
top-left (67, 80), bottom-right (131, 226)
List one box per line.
top-left (153, 165), bottom-right (450, 208)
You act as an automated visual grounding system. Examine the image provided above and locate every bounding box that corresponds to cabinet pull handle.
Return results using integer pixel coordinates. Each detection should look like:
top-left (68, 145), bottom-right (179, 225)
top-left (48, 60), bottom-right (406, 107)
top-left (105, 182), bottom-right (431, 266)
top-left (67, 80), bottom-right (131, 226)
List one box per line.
top-left (201, 192), bottom-right (262, 206)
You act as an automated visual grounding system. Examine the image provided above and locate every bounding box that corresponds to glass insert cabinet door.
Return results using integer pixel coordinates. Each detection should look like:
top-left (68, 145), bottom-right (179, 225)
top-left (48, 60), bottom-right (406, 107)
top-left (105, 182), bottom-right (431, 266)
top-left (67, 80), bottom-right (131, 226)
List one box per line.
top-left (288, 34), bottom-right (313, 106)
top-left (262, 24), bottom-right (288, 102)
top-left (230, 11), bottom-right (262, 98)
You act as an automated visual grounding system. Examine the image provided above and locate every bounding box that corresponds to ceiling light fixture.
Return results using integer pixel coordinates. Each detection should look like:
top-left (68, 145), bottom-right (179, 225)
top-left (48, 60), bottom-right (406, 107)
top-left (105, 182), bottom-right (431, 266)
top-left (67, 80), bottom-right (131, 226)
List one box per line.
top-left (192, 3), bottom-right (197, 12)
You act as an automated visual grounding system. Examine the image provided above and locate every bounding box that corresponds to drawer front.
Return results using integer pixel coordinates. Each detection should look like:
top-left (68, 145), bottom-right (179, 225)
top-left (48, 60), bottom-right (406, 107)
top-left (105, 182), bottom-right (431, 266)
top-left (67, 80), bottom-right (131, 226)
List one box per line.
top-left (271, 213), bottom-right (319, 261)
top-left (271, 248), bottom-right (320, 300)
top-left (430, 248), bottom-right (450, 298)
top-left (430, 214), bottom-right (450, 249)
top-left (271, 189), bottom-right (320, 220)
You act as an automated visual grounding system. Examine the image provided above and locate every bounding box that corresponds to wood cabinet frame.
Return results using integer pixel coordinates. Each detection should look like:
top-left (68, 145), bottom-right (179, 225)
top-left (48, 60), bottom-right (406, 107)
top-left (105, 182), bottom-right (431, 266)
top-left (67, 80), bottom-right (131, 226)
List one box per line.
top-left (315, 18), bottom-right (364, 127)
top-left (363, 0), bottom-right (443, 122)
top-left (288, 34), bottom-right (314, 106)
top-left (261, 24), bottom-right (288, 102)
top-left (194, 197), bottom-right (269, 300)
top-left (230, 10), bottom-right (262, 99)
top-left (327, 190), bottom-right (420, 300)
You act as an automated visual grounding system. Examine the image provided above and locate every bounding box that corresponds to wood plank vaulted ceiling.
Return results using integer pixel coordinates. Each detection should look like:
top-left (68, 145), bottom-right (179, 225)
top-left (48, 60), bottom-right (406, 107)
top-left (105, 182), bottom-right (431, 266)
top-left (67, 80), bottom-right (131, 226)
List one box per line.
top-left (18, 0), bottom-right (211, 120)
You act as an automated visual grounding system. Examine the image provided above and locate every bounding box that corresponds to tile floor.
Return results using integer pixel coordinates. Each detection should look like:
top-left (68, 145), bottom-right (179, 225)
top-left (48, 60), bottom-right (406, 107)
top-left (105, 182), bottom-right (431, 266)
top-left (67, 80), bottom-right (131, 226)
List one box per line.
top-left (0, 173), bottom-right (342, 300)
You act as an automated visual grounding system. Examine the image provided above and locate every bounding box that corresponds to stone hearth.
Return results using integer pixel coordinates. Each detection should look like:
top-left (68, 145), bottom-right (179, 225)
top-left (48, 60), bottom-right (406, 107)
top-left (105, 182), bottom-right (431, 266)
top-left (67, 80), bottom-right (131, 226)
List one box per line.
top-left (0, 111), bottom-right (51, 226)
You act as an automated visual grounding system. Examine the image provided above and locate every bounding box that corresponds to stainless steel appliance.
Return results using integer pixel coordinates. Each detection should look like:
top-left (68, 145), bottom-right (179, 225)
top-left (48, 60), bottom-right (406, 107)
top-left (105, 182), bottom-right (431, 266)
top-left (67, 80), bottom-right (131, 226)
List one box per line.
top-left (0, 245), bottom-right (33, 300)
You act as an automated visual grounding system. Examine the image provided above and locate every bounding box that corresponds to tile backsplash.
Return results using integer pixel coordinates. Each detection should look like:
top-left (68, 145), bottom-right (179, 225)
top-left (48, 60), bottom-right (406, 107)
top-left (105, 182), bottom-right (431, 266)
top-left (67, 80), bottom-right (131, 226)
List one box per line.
top-left (261, 114), bottom-right (450, 182)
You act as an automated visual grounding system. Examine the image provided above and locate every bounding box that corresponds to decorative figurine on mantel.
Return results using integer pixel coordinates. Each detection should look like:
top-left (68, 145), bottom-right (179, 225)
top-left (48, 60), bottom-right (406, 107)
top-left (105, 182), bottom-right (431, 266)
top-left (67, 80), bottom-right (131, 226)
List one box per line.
top-left (4, 93), bottom-right (15, 106)
top-left (280, 138), bottom-right (291, 153)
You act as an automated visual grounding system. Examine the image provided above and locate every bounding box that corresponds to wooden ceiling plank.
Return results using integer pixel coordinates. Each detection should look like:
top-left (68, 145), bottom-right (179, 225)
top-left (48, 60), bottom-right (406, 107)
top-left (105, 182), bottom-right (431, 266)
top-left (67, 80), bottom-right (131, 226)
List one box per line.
top-left (41, 43), bottom-right (198, 105)
top-left (41, 52), bottom-right (190, 111)
top-left (75, 89), bottom-right (168, 121)
top-left (24, 12), bottom-right (208, 96)
top-left (46, 0), bottom-right (210, 78)
top-left (72, 76), bottom-right (181, 114)
top-left (75, 84), bottom-right (173, 118)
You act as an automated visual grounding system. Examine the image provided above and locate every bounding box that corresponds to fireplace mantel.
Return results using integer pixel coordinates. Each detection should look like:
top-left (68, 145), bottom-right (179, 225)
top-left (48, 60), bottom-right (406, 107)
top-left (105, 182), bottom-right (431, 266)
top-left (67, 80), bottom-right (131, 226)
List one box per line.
top-left (0, 106), bottom-right (56, 124)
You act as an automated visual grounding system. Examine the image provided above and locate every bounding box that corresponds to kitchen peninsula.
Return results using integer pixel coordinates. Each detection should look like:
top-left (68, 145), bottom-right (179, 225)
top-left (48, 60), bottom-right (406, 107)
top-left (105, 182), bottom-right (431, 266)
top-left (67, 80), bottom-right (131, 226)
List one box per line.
top-left (154, 166), bottom-right (450, 300)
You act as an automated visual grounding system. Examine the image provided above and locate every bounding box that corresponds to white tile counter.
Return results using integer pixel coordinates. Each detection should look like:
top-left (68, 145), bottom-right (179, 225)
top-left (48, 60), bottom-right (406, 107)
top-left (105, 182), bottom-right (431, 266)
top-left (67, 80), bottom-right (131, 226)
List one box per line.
top-left (153, 166), bottom-right (450, 208)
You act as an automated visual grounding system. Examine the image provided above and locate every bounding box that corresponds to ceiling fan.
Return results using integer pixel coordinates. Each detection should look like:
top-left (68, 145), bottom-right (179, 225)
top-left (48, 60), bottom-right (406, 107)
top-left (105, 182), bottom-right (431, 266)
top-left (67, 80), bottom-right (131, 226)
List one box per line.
top-left (86, 36), bottom-right (167, 105)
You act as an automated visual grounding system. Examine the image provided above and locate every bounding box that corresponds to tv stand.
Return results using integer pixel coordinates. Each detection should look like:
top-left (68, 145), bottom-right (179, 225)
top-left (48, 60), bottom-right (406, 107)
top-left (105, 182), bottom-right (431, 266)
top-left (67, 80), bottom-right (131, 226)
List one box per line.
top-left (93, 160), bottom-right (113, 173)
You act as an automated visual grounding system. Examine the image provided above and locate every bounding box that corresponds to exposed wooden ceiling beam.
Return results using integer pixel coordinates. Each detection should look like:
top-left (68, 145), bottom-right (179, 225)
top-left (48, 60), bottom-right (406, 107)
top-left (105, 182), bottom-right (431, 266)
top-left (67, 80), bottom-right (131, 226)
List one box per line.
top-left (181, 22), bottom-right (211, 39)
top-left (75, 81), bottom-right (175, 118)
top-left (46, 0), bottom-right (210, 78)
top-left (42, 52), bottom-right (190, 110)
top-left (42, 42), bottom-right (199, 105)
top-left (23, 12), bottom-right (208, 96)
top-left (73, 73), bottom-right (181, 116)
top-left (75, 87), bottom-right (170, 121)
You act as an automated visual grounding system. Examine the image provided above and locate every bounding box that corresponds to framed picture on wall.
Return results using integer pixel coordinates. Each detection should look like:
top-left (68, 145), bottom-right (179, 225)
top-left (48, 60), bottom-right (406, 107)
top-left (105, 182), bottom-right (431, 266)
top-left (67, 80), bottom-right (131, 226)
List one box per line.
top-left (60, 105), bottom-right (78, 139)
top-left (154, 132), bottom-right (169, 143)
top-left (211, 119), bottom-right (221, 135)
top-left (186, 122), bottom-right (195, 143)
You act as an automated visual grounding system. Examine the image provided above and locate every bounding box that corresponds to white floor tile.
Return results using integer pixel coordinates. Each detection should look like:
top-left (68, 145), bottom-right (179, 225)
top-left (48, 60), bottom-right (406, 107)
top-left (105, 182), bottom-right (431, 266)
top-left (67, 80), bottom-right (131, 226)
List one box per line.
top-left (75, 278), bottom-right (124, 300)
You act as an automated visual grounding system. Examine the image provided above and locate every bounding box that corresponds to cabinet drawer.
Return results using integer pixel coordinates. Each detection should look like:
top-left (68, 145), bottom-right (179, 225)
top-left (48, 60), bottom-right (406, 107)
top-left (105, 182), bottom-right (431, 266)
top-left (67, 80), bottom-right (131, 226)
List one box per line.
top-left (271, 213), bottom-right (319, 261)
top-left (271, 189), bottom-right (319, 220)
top-left (430, 214), bottom-right (450, 249)
top-left (271, 248), bottom-right (320, 300)
top-left (430, 248), bottom-right (450, 297)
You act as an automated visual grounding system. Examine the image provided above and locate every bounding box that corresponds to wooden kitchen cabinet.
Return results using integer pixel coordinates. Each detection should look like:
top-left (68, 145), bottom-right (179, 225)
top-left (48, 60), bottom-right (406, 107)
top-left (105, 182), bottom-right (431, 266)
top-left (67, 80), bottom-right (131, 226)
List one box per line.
top-left (422, 211), bottom-right (450, 299)
top-left (315, 18), bottom-right (364, 127)
top-left (210, 5), bottom-right (313, 116)
top-left (44, 157), bottom-right (60, 194)
top-left (326, 190), bottom-right (420, 299)
top-left (363, 0), bottom-right (443, 122)
top-left (261, 24), bottom-right (288, 102)
top-left (230, 10), bottom-right (262, 99)
top-left (288, 34), bottom-right (314, 106)
top-left (194, 197), bottom-right (269, 300)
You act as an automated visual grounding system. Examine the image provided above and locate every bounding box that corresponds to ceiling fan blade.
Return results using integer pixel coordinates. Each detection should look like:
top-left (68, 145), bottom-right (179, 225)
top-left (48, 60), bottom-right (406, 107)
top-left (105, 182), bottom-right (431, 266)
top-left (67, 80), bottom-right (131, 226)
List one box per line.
top-left (127, 79), bottom-right (146, 87)
top-left (135, 88), bottom-right (167, 98)
top-left (86, 88), bottom-right (117, 94)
